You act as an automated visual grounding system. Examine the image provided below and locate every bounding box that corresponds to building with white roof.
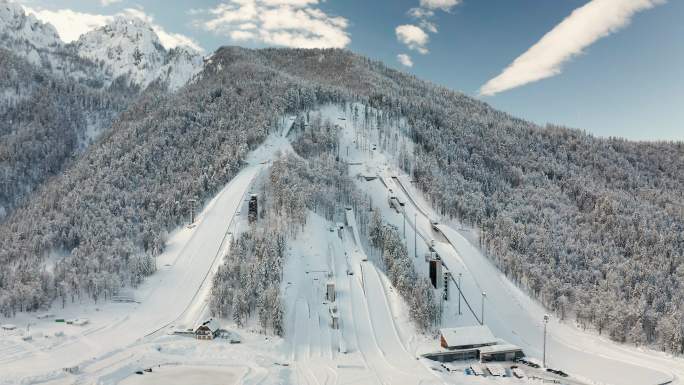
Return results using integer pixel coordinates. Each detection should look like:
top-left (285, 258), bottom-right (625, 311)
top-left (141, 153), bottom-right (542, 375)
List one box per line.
top-left (439, 325), bottom-right (498, 350)
top-left (423, 325), bottom-right (525, 363)
top-left (195, 318), bottom-right (221, 340)
top-left (479, 343), bottom-right (524, 362)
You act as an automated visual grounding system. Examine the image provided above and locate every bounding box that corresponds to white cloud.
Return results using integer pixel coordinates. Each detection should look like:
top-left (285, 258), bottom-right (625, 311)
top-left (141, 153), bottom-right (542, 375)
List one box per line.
top-left (479, 0), bottom-right (665, 96)
top-left (399, 0), bottom-right (461, 61)
top-left (419, 0), bottom-right (461, 12)
top-left (420, 20), bottom-right (437, 34)
top-left (100, 0), bottom-right (122, 6)
top-left (408, 7), bottom-right (434, 19)
top-left (397, 53), bottom-right (413, 67)
top-left (197, 0), bottom-right (350, 49)
top-left (22, 7), bottom-right (112, 43)
top-left (395, 24), bottom-right (429, 54)
top-left (22, 6), bottom-right (203, 52)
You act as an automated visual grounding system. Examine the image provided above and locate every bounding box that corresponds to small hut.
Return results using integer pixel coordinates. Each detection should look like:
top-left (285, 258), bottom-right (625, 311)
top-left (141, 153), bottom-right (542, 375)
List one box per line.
top-left (195, 319), bottom-right (220, 340)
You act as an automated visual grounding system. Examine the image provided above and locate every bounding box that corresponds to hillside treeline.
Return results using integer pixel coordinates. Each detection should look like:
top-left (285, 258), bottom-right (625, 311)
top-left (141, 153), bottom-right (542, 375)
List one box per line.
top-left (1, 47), bottom-right (682, 354)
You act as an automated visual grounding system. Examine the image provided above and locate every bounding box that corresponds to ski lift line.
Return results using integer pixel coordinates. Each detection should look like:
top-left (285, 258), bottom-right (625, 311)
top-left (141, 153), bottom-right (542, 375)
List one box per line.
top-left (400, 206), bottom-right (429, 245)
top-left (143, 169), bottom-right (259, 338)
top-left (390, 177), bottom-right (483, 325)
top-left (391, 176), bottom-right (430, 219)
top-left (376, 175), bottom-right (389, 189)
top-left (410, 217), bottom-right (482, 324)
top-left (433, 226), bottom-right (496, 323)
top-left (437, 224), bottom-right (528, 313)
top-left (403, 206), bottom-right (481, 324)
top-left (449, 271), bottom-right (482, 325)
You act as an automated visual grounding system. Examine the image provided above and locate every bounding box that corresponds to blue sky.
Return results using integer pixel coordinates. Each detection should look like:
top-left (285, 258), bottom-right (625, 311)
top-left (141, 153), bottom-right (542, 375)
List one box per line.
top-left (20, 0), bottom-right (683, 141)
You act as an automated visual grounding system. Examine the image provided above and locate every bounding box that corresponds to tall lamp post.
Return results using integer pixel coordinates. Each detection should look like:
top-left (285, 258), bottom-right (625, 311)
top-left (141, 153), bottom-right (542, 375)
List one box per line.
top-left (458, 273), bottom-right (462, 315)
top-left (413, 212), bottom-right (417, 258)
top-left (402, 207), bottom-right (406, 239)
top-left (543, 314), bottom-right (550, 368)
top-left (481, 291), bottom-right (487, 325)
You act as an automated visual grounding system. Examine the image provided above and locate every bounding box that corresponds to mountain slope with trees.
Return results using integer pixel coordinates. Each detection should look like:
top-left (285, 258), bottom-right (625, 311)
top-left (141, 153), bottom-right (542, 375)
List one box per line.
top-left (0, 3), bottom-right (203, 221)
top-left (0, 46), bottom-right (681, 354)
top-left (251, 48), bottom-right (684, 352)
top-left (0, 48), bottom-right (137, 220)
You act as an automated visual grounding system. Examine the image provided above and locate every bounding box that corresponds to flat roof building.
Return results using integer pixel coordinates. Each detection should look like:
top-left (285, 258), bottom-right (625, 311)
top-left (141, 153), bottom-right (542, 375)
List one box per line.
top-left (424, 325), bottom-right (526, 363)
top-left (440, 325), bottom-right (498, 350)
top-left (479, 343), bottom-right (524, 362)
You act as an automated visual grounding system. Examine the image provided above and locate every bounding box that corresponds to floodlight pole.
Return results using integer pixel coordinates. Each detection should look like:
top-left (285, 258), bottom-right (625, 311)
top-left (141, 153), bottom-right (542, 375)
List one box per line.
top-left (543, 314), bottom-right (550, 368)
top-left (458, 273), bottom-right (462, 315)
top-left (414, 212), bottom-right (417, 258)
top-left (403, 208), bottom-right (406, 239)
top-left (481, 291), bottom-right (487, 325)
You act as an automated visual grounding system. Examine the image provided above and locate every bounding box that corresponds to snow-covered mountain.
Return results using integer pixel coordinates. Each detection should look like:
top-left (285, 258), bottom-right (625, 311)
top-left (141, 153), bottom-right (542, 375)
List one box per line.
top-left (0, 0), bottom-right (61, 67)
top-left (0, 1), bottom-right (202, 91)
top-left (73, 16), bottom-right (202, 90)
top-left (0, 0), bottom-right (202, 222)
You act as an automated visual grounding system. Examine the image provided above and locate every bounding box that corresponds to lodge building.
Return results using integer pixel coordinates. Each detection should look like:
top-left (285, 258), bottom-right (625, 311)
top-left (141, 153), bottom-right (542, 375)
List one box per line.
top-left (195, 319), bottom-right (220, 340)
top-left (424, 325), bottom-right (524, 363)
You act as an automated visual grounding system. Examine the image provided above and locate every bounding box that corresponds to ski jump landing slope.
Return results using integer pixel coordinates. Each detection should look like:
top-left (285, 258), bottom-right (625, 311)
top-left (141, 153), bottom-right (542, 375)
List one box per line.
top-left (0, 134), bottom-right (292, 383)
top-left (392, 168), bottom-right (681, 385)
top-left (283, 211), bottom-right (440, 385)
top-left (323, 100), bottom-right (683, 385)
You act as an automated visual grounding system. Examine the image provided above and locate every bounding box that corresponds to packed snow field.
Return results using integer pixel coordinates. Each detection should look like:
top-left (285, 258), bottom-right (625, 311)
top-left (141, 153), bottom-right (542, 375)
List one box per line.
top-left (282, 211), bottom-right (440, 385)
top-left (1, 107), bottom-right (683, 385)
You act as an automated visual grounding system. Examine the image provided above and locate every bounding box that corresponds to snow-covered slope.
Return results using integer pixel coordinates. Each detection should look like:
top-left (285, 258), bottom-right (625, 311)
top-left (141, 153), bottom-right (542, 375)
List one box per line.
top-left (0, 133), bottom-right (291, 383)
top-left (160, 46), bottom-right (204, 91)
top-left (0, 0), bottom-right (61, 67)
top-left (324, 102), bottom-right (684, 385)
top-left (74, 16), bottom-right (202, 90)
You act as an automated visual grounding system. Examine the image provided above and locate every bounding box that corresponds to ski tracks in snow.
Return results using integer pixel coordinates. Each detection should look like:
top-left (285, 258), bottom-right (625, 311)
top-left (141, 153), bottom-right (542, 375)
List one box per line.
top-left (285, 216), bottom-right (439, 385)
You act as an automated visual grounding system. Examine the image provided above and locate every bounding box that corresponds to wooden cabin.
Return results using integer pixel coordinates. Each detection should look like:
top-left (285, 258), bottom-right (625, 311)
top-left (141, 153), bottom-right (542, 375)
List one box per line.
top-left (195, 319), bottom-right (220, 340)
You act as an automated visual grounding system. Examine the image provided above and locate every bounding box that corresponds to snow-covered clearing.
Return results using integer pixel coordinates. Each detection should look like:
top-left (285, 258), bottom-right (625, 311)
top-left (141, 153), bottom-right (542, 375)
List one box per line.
top-left (119, 365), bottom-right (243, 385)
top-left (316, 102), bottom-right (684, 385)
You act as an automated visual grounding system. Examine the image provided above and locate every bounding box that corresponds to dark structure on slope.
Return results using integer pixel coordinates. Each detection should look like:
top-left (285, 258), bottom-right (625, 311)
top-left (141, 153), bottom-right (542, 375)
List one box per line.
top-left (248, 194), bottom-right (258, 223)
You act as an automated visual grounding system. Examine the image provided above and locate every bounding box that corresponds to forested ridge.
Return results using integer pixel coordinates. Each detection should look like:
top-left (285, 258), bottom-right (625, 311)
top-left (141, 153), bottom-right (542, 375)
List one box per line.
top-left (0, 47), bottom-right (346, 315)
top-left (254, 48), bottom-right (684, 351)
top-left (0, 49), bottom-right (137, 220)
top-left (395, 101), bottom-right (684, 352)
top-left (0, 46), bottom-right (682, 353)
